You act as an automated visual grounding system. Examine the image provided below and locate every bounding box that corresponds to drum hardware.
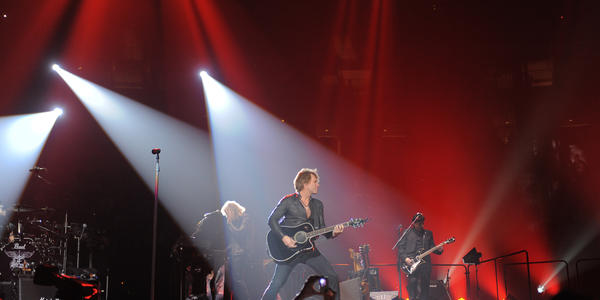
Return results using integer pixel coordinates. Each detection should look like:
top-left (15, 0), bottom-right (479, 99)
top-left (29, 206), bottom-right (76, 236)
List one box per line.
top-left (62, 212), bottom-right (68, 274)
top-left (1, 207), bottom-right (97, 282)
top-left (1, 199), bottom-right (102, 297)
top-left (74, 223), bottom-right (87, 269)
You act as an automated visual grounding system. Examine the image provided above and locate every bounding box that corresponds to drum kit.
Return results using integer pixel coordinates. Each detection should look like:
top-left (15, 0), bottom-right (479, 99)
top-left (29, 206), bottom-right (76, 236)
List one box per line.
top-left (0, 204), bottom-right (93, 282)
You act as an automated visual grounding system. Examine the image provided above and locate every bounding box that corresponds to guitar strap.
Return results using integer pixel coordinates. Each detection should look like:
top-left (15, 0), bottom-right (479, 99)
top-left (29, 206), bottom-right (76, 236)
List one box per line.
top-left (421, 231), bottom-right (428, 262)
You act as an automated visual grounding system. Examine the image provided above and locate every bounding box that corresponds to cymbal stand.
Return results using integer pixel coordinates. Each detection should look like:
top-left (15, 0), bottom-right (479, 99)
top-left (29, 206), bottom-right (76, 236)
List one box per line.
top-left (16, 206), bottom-right (25, 240)
top-left (75, 223), bottom-right (87, 269)
top-left (62, 212), bottom-right (68, 274)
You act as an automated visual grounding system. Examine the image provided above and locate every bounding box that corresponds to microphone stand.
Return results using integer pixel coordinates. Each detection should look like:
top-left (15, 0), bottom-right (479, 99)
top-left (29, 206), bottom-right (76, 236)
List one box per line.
top-left (392, 217), bottom-right (419, 250)
top-left (150, 149), bottom-right (160, 300)
top-left (190, 217), bottom-right (207, 239)
top-left (190, 211), bottom-right (219, 239)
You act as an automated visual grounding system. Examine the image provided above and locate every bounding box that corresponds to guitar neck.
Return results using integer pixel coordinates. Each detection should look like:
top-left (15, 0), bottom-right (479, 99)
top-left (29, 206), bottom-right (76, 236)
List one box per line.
top-left (416, 242), bottom-right (445, 259)
top-left (306, 221), bottom-right (349, 239)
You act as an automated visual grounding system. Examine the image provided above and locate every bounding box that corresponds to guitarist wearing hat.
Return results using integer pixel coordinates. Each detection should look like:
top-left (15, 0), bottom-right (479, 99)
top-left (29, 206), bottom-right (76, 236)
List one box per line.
top-left (262, 168), bottom-right (344, 300)
top-left (397, 213), bottom-right (443, 300)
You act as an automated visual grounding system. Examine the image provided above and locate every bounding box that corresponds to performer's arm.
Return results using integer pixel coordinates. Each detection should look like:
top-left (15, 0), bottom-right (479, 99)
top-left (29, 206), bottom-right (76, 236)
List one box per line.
top-left (430, 231), bottom-right (443, 255)
top-left (397, 234), bottom-right (409, 264)
top-left (315, 201), bottom-right (341, 239)
top-left (268, 197), bottom-right (289, 240)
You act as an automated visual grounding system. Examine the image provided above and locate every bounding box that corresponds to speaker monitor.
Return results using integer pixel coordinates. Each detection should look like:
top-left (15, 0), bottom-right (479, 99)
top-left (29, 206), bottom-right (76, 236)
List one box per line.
top-left (340, 277), bottom-right (362, 300)
top-left (18, 276), bottom-right (58, 300)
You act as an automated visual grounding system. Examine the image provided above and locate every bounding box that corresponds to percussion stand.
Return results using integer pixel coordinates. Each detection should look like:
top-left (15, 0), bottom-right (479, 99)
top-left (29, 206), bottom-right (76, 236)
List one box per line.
top-left (75, 223), bottom-right (86, 269)
top-left (62, 212), bottom-right (68, 274)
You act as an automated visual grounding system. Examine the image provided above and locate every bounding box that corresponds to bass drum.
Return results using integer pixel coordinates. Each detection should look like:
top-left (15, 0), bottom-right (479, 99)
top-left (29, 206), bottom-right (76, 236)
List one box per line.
top-left (2, 235), bottom-right (39, 277)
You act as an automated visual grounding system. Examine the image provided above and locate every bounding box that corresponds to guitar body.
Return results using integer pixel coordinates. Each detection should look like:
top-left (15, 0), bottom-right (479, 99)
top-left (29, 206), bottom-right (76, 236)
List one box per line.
top-left (266, 222), bottom-right (317, 263)
top-left (400, 256), bottom-right (423, 275)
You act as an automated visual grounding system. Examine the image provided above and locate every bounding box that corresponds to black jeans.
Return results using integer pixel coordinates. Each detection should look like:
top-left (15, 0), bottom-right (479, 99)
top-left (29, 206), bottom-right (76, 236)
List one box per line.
top-left (262, 253), bottom-right (339, 300)
top-left (406, 263), bottom-right (432, 300)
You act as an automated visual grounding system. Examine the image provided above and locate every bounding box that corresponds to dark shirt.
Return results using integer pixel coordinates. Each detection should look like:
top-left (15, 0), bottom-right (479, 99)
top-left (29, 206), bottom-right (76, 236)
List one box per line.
top-left (397, 227), bottom-right (440, 264)
top-left (414, 229), bottom-right (424, 254)
top-left (268, 193), bottom-right (333, 241)
top-left (225, 213), bottom-right (251, 257)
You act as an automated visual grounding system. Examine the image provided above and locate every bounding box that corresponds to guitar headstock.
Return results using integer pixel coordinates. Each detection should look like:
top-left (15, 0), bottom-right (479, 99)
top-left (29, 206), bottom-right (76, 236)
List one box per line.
top-left (445, 237), bottom-right (456, 244)
top-left (348, 218), bottom-right (368, 228)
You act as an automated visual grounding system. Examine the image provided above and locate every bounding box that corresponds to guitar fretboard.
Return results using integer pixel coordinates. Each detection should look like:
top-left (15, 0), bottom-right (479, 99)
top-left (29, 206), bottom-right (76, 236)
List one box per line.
top-left (306, 221), bottom-right (351, 239)
top-left (416, 238), bottom-right (454, 260)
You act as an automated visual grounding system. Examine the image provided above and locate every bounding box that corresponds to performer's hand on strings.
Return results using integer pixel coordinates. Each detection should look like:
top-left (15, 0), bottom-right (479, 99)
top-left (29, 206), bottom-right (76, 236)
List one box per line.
top-left (282, 235), bottom-right (297, 248)
top-left (333, 224), bottom-right (344, 237)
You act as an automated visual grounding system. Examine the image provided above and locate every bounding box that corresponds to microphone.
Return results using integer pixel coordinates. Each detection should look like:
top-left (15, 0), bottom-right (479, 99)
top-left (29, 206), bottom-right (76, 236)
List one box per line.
top-left (412, 212), bottom-right (424, 224)
top-left (203, 210), bottom-right (220, 217)
top-left (151, 148), bottom-right (161, 154)
top-left (29, 166), bottom-right (47, 172)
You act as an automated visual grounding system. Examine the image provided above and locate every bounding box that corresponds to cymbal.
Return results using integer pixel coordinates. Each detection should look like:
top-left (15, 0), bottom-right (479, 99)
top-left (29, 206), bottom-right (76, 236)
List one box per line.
top-left (10, 205), bottom-right (36, 213)
top-left (5, 205), bottom-right (56, 214)
top-left (38, 207), bottom-right (56, 213)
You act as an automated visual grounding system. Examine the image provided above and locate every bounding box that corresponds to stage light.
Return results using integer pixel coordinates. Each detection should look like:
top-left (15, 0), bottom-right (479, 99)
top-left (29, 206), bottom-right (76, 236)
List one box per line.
top-left (537, 285), bottom-right (545, 294)
top-left (53, 107), bottom-right (63, 116)
top-left (8, 111), bottom-right (61, 152)
top-left (200, 72), bottom-right (230, 112)
top-left (462, 248), bottom-right (482, 264)
top-left (52, 64), bottom-right (60, 71)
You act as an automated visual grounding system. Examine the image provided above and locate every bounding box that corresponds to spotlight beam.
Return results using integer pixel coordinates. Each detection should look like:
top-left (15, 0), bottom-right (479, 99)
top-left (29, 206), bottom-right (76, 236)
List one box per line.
top-left (0, 111), bottom-right (61, 224)
top-left (53, 66), bottom-right (219, 232)
top-left (201, 72), bottom-right (411, 291)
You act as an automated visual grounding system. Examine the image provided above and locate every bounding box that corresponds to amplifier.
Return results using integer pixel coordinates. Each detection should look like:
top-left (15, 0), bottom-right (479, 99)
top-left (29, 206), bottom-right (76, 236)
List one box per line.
top-left (366, 268), bottom-right (381, 291)
top-left (428, 280), bottom-right (451, 300)
top-left (18, 276), bottom-right (58, 300)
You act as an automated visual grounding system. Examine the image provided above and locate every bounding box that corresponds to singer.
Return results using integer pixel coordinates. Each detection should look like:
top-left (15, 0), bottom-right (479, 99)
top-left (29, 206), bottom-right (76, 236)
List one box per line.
top-left (261, 168), bottom-right (343, 300)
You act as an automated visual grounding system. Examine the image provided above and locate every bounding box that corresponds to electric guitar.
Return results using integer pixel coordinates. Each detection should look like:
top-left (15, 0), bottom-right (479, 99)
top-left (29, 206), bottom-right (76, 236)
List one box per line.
top-left (266, 218), bottom-right (368, 263)
top-left (400, 237), bottom-right (455, 275)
